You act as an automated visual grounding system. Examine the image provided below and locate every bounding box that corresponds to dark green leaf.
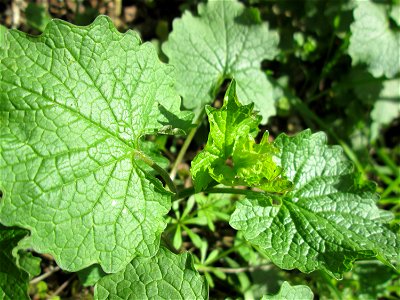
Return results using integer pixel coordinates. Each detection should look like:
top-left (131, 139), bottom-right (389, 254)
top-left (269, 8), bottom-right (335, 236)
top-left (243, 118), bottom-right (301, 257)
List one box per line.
top-left (0, 225), bottom-right (30, 300)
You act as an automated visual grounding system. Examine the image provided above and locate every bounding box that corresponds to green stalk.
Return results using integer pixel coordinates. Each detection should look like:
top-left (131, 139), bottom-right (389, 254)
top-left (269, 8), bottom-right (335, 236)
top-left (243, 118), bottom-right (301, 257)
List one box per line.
top-left (376, 148), bottom-right (399, 176)
top-left (134, 150), bottom-right (177, 193)
top-left (378, 198), bottom-right (400, 205)
top-left (204, 242), bottom-right (246, 265)
top-left (170, 112), bottom-right (205, 181)
top-left (174, 186), bottom-right (195, 200)
top-left (196, 263), bottom-right (272, 274)
top-left (319, 270), bottom-right (342, 300)
top-left (381, 175), bottom-right (400, 199)
top-left (174, 184), bottom-right (269, 201)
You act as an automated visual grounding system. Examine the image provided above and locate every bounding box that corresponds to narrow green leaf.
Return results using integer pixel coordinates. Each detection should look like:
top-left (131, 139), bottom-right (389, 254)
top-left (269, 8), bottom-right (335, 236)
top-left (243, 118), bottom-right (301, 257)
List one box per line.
top-left (182, 196), bottom-right (196, 219)
top-left (211, 268), bottom-right (227, 280)
top-left (182, 224), bottom-right (203, 248)
top-left (94, 247), bottom-right (208, 299)
top-left (163, 0), bottom-right (278, 122)
top-left (173, 225), bottom-right (183, 250)
top-left (204, 272), bottom-right (214, 288)
top-left (0, 16), bottom-right (192, 273)
top-left (204, 249), bottom-right (220, 266)
top-left (195, 193), bottom-right (232, 231)
top-left (200, 240), bottom-right (209, 264)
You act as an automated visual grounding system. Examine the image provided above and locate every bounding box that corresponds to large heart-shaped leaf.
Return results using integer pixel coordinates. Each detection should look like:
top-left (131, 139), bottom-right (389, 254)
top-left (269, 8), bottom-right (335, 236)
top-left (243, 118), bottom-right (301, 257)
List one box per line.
top-left (163, 0), bottom-right (278, 122)
top-left (191, 81), bottom-right (400, 278)
top-left (0, 16), bottom-right (191, 273)
top-left (230, 130), bottom-right (399, 277)
top-left (349, 1), bottom-right (400, 78)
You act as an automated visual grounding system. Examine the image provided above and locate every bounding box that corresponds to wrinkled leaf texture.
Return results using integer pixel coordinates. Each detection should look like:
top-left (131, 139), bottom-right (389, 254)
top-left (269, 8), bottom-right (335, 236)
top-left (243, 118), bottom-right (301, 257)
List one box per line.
top-left (0, 16), bottom-right (192, 273)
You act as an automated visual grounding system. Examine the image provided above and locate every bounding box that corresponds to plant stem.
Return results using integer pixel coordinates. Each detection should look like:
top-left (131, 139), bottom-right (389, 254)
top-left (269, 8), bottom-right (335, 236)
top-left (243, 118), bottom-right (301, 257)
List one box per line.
top-left (30, 266), bottom-right (61, 285)
top-left (319, 270), bottom-right (342, 300)
top-left (205, 187), bottom-right (258, 196)
top-left (204, 242), bottom-right (246, 265)
top-left (52, 274), bottom-right (76, 297)
top-left (378, 197), bottom-right (400, 204)
top-left (376, 148), bottom-right (399, 176)
top-left (196, 263), bottom-right (273, 274)
top-left (381, 175), bottom-right (400, 198)
top-left (134, 150), bottom-right (177, 193)
top-left (175, 186), bottom-right (195, 200)
top-left (174, 185), bottom-right (268, 201)
top-left (170, 112), bottom-right (205, 181)
top-left (376, 170), bottom-right (398, 188)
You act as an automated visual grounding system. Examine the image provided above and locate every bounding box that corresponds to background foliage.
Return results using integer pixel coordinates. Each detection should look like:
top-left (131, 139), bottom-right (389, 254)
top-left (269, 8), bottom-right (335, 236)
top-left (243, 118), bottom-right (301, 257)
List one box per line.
top-left (0, 0), bottom-right (399, 299)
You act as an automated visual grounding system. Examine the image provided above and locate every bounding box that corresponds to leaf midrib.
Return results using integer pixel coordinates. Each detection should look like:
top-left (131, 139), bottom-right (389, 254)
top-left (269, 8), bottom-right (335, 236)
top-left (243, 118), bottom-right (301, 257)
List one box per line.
top-left (5, 29), bottom-right (138, 150)
top-left (2, 79), bottom-right (132, 150)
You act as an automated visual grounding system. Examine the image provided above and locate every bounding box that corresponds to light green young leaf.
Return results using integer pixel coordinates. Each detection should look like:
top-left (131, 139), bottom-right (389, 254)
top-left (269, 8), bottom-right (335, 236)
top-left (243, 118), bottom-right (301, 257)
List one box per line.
top-left (191, 81), bottom-right (292, 192)
top-left (0, 225), bottom-right (30, 300)
top-left (94, 247), bottom-right (208, 300)
top-left (230, 129), bottom-right (399, 278)
top-left (0, 16), bottom-right (192, 273)
top-left (262, 281), bottom-right (313, 300)
top-left (349, 1), bottom-right (400, 78)
top-left (163, 0), bottom-right (278, 122)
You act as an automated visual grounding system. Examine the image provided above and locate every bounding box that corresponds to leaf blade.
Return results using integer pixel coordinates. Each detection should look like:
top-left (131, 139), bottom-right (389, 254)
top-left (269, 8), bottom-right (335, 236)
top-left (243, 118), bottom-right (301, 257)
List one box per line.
top-left (230, 130), bottom-right (399, 277)
top-left (191, 81), bottom-right (292, 193)
top-left (349, 1), bottom-right (400, 78)
top-left (94, 247), bottom-right (208, 300)
top-left (262, 281), bottom-right (313, 300)
top-left (0, 16), bottom-right (191, 273)
top-left (163, 0), bottom-right (278, 122)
